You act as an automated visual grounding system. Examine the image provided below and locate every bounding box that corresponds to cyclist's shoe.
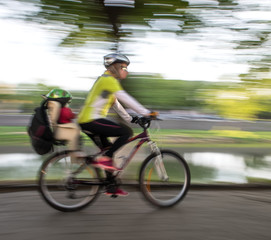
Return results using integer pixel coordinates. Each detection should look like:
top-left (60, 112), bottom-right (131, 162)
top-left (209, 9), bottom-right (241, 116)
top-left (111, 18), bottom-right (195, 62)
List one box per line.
top-left (105, 188), bottom-right (129, 197)
top-left (91, 156), bottom-right (118, 171)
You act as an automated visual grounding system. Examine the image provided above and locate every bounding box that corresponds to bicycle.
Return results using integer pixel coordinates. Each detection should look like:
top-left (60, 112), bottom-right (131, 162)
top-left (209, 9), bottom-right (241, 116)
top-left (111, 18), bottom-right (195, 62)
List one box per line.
top-left (38, 117), bottom-right (191, 212)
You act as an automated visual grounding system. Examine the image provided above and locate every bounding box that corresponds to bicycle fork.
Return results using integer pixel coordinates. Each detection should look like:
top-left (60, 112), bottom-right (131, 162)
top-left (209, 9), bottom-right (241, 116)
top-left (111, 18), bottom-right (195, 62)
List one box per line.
top-left (148, 141), bottom-right (169, 181)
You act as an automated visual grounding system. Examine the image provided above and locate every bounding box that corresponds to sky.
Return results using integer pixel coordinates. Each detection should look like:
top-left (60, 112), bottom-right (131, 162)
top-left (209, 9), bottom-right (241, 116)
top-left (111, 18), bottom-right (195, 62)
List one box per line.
top-left (0, 0), bottom-right (271, 91)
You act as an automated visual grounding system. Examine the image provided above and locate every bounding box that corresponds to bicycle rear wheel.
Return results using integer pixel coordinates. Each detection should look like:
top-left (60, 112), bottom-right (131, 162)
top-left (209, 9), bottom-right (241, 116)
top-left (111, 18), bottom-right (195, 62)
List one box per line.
top-left (139, 150), bottom-right (190, 207)
top-left (38, 151), bottom-right (101, 212)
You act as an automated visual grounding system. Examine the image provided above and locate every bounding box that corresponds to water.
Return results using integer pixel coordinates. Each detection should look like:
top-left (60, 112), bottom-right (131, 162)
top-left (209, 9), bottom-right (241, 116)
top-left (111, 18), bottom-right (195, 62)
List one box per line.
top-left (184, 152), bottom-right (271, 184)
top-left (0, 154), bottom-right (41, 181)
top-left (1, 152), bottom-right (271, 184)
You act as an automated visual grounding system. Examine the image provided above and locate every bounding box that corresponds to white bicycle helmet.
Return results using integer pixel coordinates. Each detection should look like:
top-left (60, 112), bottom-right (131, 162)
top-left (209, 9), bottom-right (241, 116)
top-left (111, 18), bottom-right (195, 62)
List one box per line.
top-left (104, 53), bottom-right (130, 68)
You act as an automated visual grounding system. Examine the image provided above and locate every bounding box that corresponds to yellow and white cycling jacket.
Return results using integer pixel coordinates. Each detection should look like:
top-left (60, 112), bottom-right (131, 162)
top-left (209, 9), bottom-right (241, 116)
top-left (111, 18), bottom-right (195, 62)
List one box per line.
top-left (77, 71), bottom-right (150, 124)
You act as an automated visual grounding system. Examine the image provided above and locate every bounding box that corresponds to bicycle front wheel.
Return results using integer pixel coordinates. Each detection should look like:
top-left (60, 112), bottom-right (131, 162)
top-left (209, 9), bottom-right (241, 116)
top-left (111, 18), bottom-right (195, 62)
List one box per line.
top-left (38, 151), bottom-right (101, 212)
top-left (139, 150), bottom-right (190, 208)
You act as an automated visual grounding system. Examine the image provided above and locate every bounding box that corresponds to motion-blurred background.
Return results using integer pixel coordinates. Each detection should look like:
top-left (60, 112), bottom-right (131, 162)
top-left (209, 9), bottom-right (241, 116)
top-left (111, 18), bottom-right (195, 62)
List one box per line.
top-left (1, 0), bottom-right (271, 185)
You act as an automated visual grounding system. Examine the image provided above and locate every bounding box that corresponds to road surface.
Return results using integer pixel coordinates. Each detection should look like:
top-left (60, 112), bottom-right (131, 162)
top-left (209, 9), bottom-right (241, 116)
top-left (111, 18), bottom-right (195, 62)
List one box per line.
top-left (2, 114), bottom-right (271, 131)
top-left (0, 189), bottom-right (271, 240)
top-left (1, 114), bottom-right (271, 239)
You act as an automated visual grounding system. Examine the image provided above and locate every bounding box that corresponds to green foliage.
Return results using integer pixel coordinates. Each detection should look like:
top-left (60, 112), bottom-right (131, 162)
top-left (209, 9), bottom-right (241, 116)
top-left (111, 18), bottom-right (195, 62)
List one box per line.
top-left (3, 0), bottom-right (271, 119)
top-left (26, 0), bottom-right (193, 48)
top-left (0, 83), bottom-right (87, 113)
top-left (2, 76), bottom-right (271, 121)
top-left (122, 74), bottom-right (209, 110)
top-left (202, 77), bottom-right (271, 120)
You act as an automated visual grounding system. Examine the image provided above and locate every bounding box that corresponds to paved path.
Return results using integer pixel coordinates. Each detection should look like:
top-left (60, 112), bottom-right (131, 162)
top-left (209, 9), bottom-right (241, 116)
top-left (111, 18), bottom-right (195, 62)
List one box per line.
top-left (1, 189), bottom-right (271, 240)
top-left (2, 114), bottom-right (271, 131)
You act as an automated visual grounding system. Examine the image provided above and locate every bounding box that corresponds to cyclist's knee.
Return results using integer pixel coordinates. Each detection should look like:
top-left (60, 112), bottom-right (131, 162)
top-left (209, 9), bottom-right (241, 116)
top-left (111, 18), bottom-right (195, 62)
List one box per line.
top-left (120, 124), bottom-right (133, 137)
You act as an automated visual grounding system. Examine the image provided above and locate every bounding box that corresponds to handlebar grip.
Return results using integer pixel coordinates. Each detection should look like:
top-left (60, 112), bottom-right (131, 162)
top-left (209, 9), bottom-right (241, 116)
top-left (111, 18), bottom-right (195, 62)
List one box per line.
top-left (137, 117), bottom-right (150, 128)
top-left (132, 114), bottom-right (161, 129)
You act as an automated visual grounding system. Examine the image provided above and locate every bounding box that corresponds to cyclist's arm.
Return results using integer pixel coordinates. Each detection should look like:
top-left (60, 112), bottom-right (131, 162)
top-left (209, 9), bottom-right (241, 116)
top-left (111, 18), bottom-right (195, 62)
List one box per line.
top-left (115, 90), bottom-right (150, 116)
top-left (112, 99), bottom-right (133, 122)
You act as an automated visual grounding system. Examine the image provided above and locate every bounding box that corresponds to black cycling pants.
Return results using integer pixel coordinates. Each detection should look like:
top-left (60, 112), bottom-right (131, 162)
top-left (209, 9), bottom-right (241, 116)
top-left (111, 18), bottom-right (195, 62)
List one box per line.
top-left (79, 119), bottom-right (133, 158)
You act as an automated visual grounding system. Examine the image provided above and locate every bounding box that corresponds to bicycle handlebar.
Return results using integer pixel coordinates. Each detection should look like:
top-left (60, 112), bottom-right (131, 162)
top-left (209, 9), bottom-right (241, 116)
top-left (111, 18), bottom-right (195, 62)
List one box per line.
top-left (136, 116), bottom-right (162, 129)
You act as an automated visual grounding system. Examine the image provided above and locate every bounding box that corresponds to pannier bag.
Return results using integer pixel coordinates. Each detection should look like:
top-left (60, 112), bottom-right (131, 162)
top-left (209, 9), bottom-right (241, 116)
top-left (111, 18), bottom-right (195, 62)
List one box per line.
top-left (27, 100), bottom-right (54, 155)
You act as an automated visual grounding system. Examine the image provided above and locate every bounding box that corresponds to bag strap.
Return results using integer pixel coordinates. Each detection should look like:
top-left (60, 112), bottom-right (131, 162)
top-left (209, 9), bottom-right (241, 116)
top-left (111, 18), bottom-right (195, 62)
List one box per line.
top-left (40, 99), bottom-right (48, 109)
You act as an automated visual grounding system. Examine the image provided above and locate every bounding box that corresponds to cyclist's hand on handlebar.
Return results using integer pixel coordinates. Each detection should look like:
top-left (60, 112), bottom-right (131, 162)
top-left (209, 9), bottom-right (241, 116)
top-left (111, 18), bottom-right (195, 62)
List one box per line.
top-left (137, 116), bottom-right (149, 126)
top-left (130, 112), bottom-right (159, 126)
top-left (131, 116), bottom-right (139, 124)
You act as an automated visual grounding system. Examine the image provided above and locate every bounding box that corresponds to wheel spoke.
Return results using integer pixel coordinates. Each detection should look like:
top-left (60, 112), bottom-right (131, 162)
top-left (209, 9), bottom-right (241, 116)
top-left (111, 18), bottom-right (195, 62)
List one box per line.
top-left (38, 152), bottom-right (101, 212)
top-left (140, 150), bottom-right (190, 207)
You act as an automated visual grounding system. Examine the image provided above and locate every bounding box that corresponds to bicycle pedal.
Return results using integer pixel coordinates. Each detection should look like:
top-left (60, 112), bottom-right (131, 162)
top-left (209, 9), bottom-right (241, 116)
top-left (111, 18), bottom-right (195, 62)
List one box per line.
top-left (110, 194), bottom-right (118, 198)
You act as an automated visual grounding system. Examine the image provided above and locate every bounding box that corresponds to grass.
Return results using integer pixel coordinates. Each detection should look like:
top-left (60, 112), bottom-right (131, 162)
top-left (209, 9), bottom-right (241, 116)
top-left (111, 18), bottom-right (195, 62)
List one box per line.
top-left (1, 126), bottom-right (271, 184)
top-left (1, 126), bottom-right (271, 148)
top-left (0, 126), bottom-right (30, 146)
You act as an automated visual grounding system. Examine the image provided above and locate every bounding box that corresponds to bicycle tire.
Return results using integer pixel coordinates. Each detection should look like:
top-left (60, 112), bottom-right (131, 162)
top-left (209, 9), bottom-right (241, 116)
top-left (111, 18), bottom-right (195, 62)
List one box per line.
top-left (139, 150), bottom-right (190, 208)
top-left (38, 151), bottom-right (101, 212)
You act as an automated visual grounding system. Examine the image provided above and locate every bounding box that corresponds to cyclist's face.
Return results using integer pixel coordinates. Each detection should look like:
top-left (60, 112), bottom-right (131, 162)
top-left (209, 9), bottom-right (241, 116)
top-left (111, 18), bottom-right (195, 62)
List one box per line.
top-left (119, 63), bottom-right (128, 80)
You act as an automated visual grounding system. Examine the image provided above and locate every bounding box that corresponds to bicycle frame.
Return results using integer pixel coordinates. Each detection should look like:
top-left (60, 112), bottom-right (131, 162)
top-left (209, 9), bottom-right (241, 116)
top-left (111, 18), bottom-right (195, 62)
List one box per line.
top-left (116, 126), bottom-right (168, 181)
top-left (116, 128), bottom-right (152, 171)
top-left (74, 121), bottom-right (168, 186)
top-left (72, 128), bottom-right (152, 186)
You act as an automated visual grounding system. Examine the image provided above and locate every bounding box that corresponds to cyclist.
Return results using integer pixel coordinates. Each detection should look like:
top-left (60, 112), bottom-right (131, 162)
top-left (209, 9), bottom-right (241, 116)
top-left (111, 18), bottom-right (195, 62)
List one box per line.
top-left (46, 88), bottom-right (83, 158)
top-left (78, 53), bottom-right (157, 196)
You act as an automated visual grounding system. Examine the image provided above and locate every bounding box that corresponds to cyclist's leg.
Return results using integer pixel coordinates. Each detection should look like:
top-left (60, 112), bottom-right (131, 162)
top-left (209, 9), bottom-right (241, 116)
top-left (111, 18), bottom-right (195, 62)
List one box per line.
top-left (80, 119), bottom-right (133, 158)
top-left (103, 123), bottom-right (133, 158)
top-left (83, 131), bottom-right (112, 151)
top-left (79, 119), bottom-right (131, 195)
top-left (94, 119), bottom-right (131, 195)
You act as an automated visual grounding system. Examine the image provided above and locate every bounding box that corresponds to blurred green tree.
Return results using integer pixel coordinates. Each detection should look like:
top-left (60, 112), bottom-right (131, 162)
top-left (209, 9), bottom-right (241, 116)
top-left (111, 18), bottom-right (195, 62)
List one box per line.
top-left (2, 0), bottom-right (271, 119)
